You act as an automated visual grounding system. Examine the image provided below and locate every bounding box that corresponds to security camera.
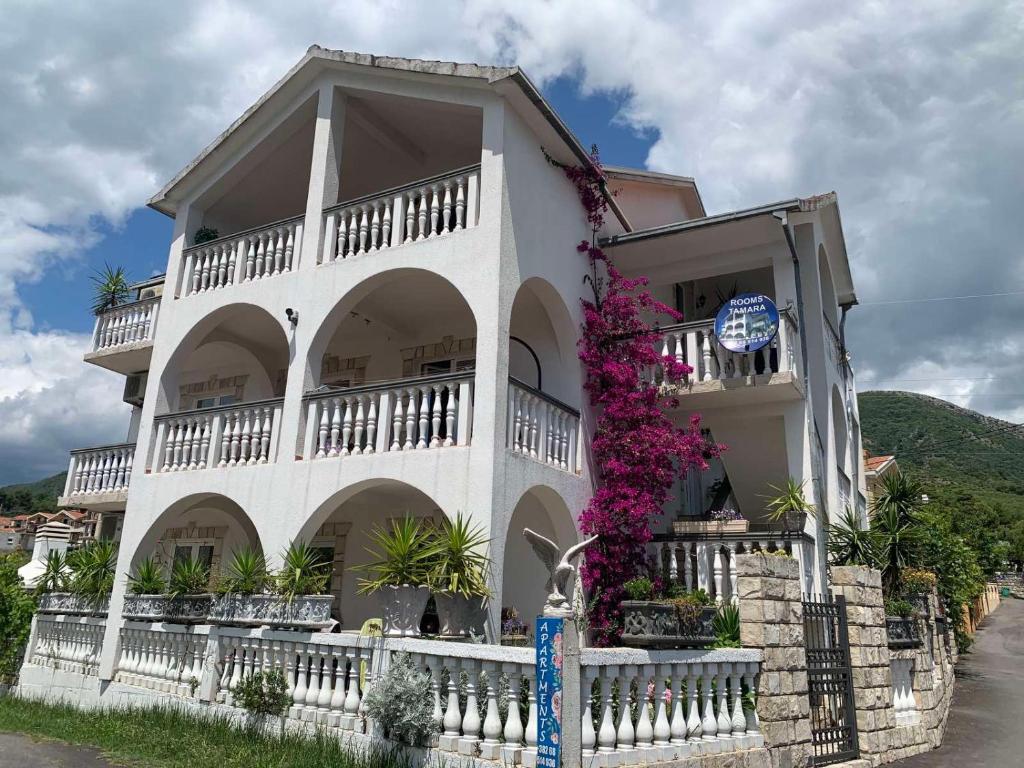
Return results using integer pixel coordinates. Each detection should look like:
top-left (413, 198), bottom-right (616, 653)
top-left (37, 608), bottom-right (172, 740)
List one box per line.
top-left (285, 308), bottom-right (298, 326)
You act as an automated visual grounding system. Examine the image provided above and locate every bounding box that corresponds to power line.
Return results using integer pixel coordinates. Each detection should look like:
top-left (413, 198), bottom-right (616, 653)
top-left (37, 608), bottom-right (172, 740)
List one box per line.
top-left (859, 290), bottom-right (1024, 306)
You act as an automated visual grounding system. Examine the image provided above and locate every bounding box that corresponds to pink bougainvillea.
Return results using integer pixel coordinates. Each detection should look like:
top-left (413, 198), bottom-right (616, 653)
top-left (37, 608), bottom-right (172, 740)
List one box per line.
top-left (549, 146), bottom-right (721, 645)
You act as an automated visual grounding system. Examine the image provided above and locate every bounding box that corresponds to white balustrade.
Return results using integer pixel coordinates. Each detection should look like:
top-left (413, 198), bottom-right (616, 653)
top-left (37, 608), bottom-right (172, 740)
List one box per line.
top-left (30, 615), bottom-right (106, 676)
top-left (507, 378), bottom-right (581, 473)
top-left (115, 624), bottom-right (207, 696)
top-left (63, 443), bottom-right (136, 499)
top-left (321, 165), bottom-right (480, 264)
top-left (649, 312), bottom-right (800, 388)
top-left (152, 399), bottom-right (284, 473)
top-left (180, 217), bottom-right (302, 297)
top-left (304, 374), bottom-right (474, 459)
top-left (91, 297), bottom-right (159, 353)
top-left (890, 657), bottom-right (919, 724)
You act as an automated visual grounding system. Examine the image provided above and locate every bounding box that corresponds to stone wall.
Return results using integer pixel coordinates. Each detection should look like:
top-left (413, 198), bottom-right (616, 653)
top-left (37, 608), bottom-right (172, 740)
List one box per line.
top-left (735, 553), bottom-right (811, 768)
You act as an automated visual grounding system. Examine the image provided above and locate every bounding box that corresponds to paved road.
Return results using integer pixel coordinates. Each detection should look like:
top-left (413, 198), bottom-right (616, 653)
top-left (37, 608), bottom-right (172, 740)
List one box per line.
top-left (896, 596), bottom-right (1024, 765)
top-left (0, 732), bottom-right (115, 767)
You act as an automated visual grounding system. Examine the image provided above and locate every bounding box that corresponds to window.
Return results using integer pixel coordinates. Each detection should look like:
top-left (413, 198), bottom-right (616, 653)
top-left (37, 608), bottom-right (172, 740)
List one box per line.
top-left (196, 394), bottom-right (239, 409)
top-left (173, 542), bottom-right (214, 570)
top-left (420, 358), bottom-right (475, 376)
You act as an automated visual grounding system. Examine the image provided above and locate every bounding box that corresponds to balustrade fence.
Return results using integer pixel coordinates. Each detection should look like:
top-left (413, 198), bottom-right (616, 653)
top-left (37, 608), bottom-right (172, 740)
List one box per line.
top-left (179, 216), bottom-right (304, 297)
top-left (151, 399), bottom-right (284, 473)
top-left (320, 165), bottom-right (480, 264)
top-left (506, 378), bottom-right (581, 473)
top-left (91, 297), bottom-right (159, 353)
top-left (63, 443), bottom-right (135, 499)
top-left (646, 311), bottom-right (800, 387)
top-left (303, 373), bottom-right (474, 459)
top-left (30, 615), bottom-right (106, 676)
top-left (116, 623), bottom-right (209, 696)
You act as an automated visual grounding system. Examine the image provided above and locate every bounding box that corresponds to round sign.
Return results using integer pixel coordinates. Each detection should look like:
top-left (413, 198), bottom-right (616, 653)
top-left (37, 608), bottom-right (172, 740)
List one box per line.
top-left (714, 292), bottom-right (780, 353)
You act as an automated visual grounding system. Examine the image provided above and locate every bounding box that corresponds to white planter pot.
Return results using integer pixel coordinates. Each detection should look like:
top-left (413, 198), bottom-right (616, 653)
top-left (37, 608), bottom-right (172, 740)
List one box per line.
top-left (380, 585), bottom-right (430, 637)
top-left (434, 593), bottom-right (487, 638)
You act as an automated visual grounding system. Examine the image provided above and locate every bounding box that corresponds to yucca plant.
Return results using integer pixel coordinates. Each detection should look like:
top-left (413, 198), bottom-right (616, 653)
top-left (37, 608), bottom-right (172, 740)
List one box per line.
top-left (127, 556), bottom-right (167, 595)
top-left (763, 478), bottom-right (816, 526)
top-left (429, 512), bottom-right (491, 598)
top-left (90, 263), bottom-right (131, 316)
top-left (67, 540), bottom-right (117, 598)
top-left (356, 516), bottom-right (441, 595)
top-left (712, 603), bottom-right (741, 648)
top-left (274, 542), bottom-right (330, 601)
top-left (828, 506), bottom-right (877, 568)
top-left (167, 556), bottom-right (210, 601)
top-left (871, 471), bottom-right (924, 595)
top-left (217, 547), bottom-right (268, 595)
top-left (35, 550), bottom-right (68, 595)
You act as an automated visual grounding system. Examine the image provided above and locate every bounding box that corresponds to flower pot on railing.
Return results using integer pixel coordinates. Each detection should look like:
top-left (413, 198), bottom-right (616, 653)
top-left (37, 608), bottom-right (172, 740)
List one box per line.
top-left (379, 585), bottom-right (430, 637)
top-left (434, 593), bottom-right (487, 638)
top-left (620, 601), bottom-right (718, 648)
top-left (209, 593), bottom-right (335, 630)
top-left (37, 592), bottom-right (110, 617)
top-left (886, 615), bottom-right (923, 649)
top-left (122, 594), bottom-right (213, 624)
top-left (671, 519), bottom-right (750, 535)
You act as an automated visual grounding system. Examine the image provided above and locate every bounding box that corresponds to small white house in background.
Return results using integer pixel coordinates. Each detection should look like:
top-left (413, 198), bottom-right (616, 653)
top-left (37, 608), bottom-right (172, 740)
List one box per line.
top-left (57, 47), bottom-right (865, 677)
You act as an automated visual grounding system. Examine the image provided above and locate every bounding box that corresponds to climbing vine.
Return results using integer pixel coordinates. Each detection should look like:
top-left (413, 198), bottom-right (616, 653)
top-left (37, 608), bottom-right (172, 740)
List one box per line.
top-left (548, 146), bottom-right (721, 645)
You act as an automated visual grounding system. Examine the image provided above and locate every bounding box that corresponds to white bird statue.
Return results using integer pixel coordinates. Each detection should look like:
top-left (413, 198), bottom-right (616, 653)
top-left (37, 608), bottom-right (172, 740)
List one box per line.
top-left (523, 528), bottom-right (599, 616)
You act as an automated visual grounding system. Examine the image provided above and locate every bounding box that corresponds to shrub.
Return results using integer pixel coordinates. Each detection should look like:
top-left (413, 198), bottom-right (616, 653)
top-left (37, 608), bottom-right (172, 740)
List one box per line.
top-left (362, 652), bottom-right (437, 746)
top-left (1, 553), bottom-right (36, 682)
top-left (127, 556), bottom-right (166, 594)
top-left (900, 567), bottom-right (937, 595)
top-left (884, 597), bottom-right (917, 618)
top-left (233, 670), bottom-right (291, 719)
top-left (623, 577), bottom-right (654, 601)
top-left (712, 603), bottom-right (741, 648)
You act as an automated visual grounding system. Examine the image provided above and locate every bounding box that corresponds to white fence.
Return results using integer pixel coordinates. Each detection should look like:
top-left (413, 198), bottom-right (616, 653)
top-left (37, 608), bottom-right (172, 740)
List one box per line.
top-left (91, 297), bottom-right (159, 353)
top-left (30, 615), bottom-right (106, 676)
top-left (507, 378), bottom-right (581, 474)
top-left (63, 443), bottom-right (135, 499)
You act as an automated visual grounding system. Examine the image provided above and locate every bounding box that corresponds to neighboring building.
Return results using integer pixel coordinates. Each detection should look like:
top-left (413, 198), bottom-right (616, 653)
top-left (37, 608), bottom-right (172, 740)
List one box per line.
top-left (0, 509), bottom-right (100, 552)
top-left (56, 48), bottom-right (866, 661)
top-left (864, 452), bottom-right (899, 507)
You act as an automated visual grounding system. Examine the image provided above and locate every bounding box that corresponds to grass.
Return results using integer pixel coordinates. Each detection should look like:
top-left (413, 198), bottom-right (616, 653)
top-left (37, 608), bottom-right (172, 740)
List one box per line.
top-left (0, 695), bottom-right (411, 768)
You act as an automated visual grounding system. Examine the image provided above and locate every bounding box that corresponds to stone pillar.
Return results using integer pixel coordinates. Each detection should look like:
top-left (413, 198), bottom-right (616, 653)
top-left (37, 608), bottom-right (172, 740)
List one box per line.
top-left (830, 565), bottom-right (895, 766)
top-left (735, 553), bottom-right (811, 768)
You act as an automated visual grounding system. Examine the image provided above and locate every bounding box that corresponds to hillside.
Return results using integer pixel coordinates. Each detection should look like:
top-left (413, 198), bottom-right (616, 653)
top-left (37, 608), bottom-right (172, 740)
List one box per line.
top-left (858, 390), bottom-right (1024, 562)
top-left (0, 472), bottom-right (66, 516)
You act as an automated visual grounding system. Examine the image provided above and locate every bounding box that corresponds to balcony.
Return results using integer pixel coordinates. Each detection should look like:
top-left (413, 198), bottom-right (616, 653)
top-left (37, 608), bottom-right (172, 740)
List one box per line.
top-left (319, 164), bottom-right (480, 264)
top-left (84, 297), bottom-right (160, 373)
top-left (506, 377), bottom-right (581, 473)
top-left (648, 309), bottom-right (803, 410)
top-left (59, 443), bottom-right (136, 511)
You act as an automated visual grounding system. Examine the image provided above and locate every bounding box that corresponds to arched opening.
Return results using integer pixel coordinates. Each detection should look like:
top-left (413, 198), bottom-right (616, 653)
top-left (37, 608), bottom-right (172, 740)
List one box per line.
top-left (159, 304), bottom-right (290, 414)
top-left (500, 487), bottom-right (578, 630)
top-left (818, 245), bottom-right (840, 330)
top-left (298, 480), bottom-right (449, 631)
top-left (508, 278), bottom-right (579, 404)
top-left (129, 493), bottom-right (263, 583)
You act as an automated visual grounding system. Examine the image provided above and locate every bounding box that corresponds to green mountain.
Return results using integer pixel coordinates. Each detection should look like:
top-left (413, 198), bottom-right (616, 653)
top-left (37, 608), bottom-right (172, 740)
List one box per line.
top-left (858, 390), bottom-right (1024, 564)
top-left (0, 472), bottom-right (66, 517)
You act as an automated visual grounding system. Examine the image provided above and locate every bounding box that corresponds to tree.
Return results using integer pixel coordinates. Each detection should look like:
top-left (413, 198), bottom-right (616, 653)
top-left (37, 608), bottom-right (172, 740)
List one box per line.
top-left (0, 553), bottom-right (35, 682)
top-left (90, 263), bottom-right (131, 316)
top-left (871, 472), bottom-right (923, 594)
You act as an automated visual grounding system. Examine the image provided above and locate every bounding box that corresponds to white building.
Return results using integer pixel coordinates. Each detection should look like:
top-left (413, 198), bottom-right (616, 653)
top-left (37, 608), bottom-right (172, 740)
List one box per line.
top-left (60, 47), bottom-right (865, 678)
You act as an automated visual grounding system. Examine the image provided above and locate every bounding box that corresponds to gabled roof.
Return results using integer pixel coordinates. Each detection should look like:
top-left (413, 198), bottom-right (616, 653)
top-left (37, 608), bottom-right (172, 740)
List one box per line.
top-left (864, 455), bottom-right (897, 474)
top-left (148, 46), bottom-right (632, 230)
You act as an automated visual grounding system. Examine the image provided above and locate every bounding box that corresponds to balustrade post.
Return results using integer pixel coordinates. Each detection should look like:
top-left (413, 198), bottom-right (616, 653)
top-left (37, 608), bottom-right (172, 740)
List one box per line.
top-left (480, 661), bottom-right (503, 759)
top-left (616, 665), bottom-right (637, 755)
top-left (456, 378), bottom-right (473, 445)
top-left (440, 657), bottom-right (463, 751)
top-left (581, 667), bottom-right (597, 759)
top-left (653, 664), bottom-right (673, 751)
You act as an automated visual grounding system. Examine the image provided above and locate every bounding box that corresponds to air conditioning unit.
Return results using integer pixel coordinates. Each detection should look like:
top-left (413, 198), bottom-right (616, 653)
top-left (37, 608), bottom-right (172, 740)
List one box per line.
top-left (123, 371), bottom-right (148, 406)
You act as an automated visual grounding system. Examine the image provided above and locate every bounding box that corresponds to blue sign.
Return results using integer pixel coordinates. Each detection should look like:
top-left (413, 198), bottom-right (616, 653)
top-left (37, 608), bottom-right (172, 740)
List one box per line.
top-left (535, 616), bottom-right (564, 768)
top-left (714, 292), bottom-right (780, 353)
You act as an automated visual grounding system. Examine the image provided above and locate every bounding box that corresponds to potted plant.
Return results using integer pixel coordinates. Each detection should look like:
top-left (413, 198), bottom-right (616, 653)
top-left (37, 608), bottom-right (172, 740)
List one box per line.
top-left (899, 567), bottom-right (936, 618)
top-left (429, 512), bottom-right (491, 638)
top-left (90, 263), bottom-right (130, 316)
top-left (619, 577), bottom-right (717, 648)
top-left (356, 516), bottom-right (439, 637)
top-left (163, 555), bottom-right (214, 623)
top-left (39, 542), bottom-right (115, 616)
top-left (884, 596), bottom-right (923, 649)
top-left (671, 509), bottom-right (748, 534)
top-left (500, 607), bottom-right (530, 647)
top-left (764, 478), bottom-right (816, 532)
top-left (123, 556), bottom-right (170, 621)
top-left (210, 543), bottom-right (334, 629)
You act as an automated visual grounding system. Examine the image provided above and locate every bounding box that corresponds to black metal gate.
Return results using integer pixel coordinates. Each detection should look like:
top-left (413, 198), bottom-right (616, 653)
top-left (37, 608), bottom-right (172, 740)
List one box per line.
top-left (802, 594), bottom-right (860, 765)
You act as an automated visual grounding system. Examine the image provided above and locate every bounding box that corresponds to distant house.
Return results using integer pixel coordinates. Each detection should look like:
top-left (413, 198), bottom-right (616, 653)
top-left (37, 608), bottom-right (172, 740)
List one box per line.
top-left (0, 508), bottom-right (99, 552)
top-left (864, 452), bottom-right (899, 508)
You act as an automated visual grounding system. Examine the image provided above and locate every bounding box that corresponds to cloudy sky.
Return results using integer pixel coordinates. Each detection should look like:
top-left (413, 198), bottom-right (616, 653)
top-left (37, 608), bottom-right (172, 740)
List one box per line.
top-left (1, 0), bottom-right (1021, 484)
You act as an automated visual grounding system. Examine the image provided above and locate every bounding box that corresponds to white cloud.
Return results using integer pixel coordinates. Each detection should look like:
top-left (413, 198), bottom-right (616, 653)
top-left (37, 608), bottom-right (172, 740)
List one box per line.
top-left (1, 0), bottom-right (1022, 482)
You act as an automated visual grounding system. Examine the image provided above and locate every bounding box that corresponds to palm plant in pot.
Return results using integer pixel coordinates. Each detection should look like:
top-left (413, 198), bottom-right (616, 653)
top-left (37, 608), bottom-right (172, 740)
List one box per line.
top-left (123, 556), bottom-right (169, 621)
top-left (164, 555), bottom-right (214, 623)
top-left (429, 512), bottom-right (491, 637)
top-left (61, 540), bottom-right (117, 615)
top-left (356, 516), bottom-right (440, 637)
top-left (764, 478), bottom-right (816, 532)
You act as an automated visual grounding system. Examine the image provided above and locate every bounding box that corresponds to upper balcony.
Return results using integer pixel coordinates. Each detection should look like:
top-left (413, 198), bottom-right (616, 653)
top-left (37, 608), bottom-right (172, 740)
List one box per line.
top-left (84, 278), bottom-right (164, 374)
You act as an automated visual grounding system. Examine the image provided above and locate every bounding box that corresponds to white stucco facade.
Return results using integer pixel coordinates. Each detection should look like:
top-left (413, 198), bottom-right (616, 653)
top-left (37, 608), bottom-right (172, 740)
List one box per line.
top-left (60, 48), bottom-right (865, 680)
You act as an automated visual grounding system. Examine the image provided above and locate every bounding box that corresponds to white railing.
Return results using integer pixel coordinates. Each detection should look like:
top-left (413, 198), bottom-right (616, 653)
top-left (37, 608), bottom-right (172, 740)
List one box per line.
top-left (152, 398), bottom-right (284, 473)
top-left (507, 378), bottom-right (581, 473)
top-left (63, 443), bottom-right (136, 499)
top-left (303, 372), bottom-right (474, 459)
top-left (91, 297), bottom-right (159, 353)
top-left (648, 310), bottom-right (800, 387)
top-left (320, 165), bottom-right (480, 264)
top-left (649, 535), bottom-right (814, 603)
top-left (179, 216), bottom-right (303, 297)
top-left (30, 615), bottom-right (106, 676)
top-left (115, 623), bottom-right (209, 696)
